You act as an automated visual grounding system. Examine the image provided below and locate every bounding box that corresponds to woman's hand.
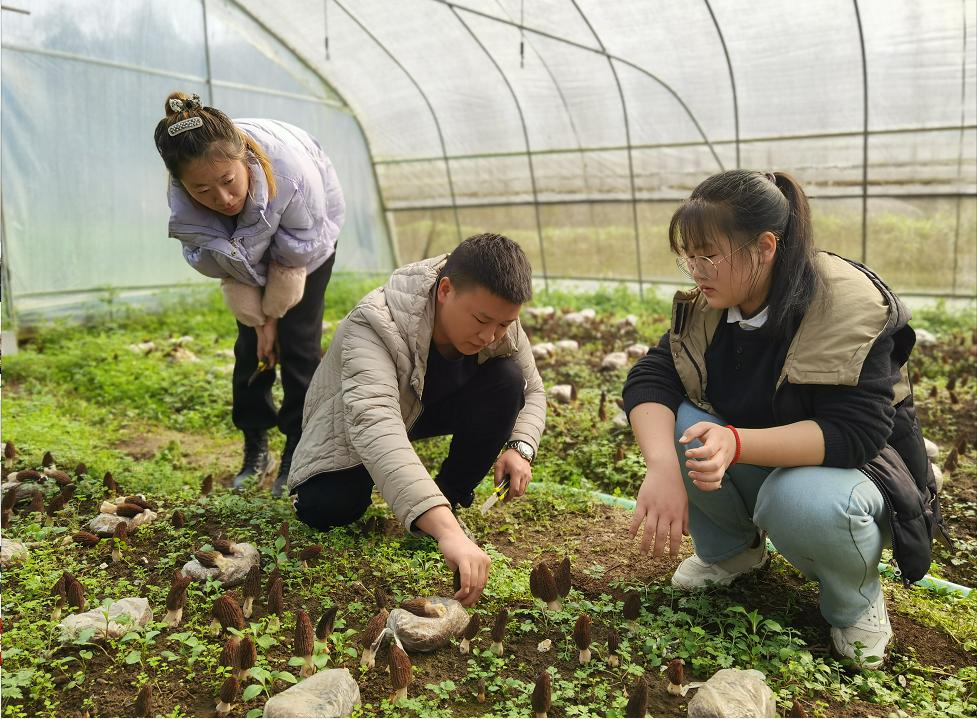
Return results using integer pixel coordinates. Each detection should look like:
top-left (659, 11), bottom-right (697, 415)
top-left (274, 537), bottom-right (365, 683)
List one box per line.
top-left (679, 422), bottom-right (737, 491)
top-left (257, 318), bottom-right (279, 366)
top-left (629, 463), bottom-right (688, 558)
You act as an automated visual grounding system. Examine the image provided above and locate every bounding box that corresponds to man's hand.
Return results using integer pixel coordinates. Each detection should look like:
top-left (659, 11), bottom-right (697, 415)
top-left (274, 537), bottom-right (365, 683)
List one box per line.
top-left (414, 505), bottom-right (491, 607)
top-left (439, 530), bottom-right (491, 607)
top-left (494, 449), bottom-right (531, 500)
top-left (257, 317), bottom-right (279, 366)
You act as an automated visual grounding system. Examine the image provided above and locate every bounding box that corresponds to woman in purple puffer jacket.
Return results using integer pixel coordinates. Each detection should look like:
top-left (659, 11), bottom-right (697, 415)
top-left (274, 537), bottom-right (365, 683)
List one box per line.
top-left (154, 91), bottom-right (345, 497)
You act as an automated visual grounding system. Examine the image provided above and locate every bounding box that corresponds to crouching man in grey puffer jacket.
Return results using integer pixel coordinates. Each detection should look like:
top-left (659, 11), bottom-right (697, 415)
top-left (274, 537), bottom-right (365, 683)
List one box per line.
top-left (288, 234), bottom-right (546, 606)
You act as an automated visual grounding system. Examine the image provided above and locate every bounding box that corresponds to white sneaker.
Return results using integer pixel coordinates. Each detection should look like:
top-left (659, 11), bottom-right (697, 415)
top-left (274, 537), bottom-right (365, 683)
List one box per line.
top-left (671, 538), bottom-right (768, 589)
top-left (830, 589), bottom-right (892, 670)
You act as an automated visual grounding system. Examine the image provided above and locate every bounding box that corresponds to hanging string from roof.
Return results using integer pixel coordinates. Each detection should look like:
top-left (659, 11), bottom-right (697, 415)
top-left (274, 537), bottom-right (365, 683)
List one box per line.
top-left (519, 0), bottom-right (525, 68)
top-left (324, 0), bottom-right (330, 60)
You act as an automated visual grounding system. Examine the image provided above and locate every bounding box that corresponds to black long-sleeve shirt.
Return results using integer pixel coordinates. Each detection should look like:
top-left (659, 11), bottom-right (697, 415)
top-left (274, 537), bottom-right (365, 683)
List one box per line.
top-left (622, 313), bottom-right (898, 468)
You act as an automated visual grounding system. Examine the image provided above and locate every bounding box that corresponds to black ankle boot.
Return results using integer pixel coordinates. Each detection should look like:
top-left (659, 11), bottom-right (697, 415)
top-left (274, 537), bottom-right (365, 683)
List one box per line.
top-left (232, 429), bottom-right (271, 489)
top-left (271, 434), bottom-right (300, 498)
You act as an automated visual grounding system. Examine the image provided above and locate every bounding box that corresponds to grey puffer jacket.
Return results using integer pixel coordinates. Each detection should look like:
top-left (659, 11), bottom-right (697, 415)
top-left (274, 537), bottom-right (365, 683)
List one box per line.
top-left (287, 256), bottom-right (547, 534)
top-left (167, 118), bottom-right (345, 285)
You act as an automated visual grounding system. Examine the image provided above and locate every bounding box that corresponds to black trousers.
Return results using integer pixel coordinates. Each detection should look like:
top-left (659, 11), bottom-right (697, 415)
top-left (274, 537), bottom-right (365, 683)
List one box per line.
top-left (232, 254), bottom-right (335, 437)
top-left (294, 356), bottom-right (526, 531)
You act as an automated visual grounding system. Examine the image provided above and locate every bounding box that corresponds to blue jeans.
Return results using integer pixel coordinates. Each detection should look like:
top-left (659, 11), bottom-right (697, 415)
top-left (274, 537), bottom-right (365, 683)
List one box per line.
top-left (675, 401), bottom-right (892, 627)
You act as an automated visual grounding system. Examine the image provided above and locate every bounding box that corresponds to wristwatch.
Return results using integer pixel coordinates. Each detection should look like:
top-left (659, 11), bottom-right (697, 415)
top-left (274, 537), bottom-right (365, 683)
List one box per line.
top-left (503, 439), bottom-right (536, 464)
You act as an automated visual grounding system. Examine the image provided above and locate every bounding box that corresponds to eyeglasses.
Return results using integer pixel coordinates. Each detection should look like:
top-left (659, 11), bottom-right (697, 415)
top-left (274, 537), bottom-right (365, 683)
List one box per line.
top-left (675, 242), bottom-right (749, 281)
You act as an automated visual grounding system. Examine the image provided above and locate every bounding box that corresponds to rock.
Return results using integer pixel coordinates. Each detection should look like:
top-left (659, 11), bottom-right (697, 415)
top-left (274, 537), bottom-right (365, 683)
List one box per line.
top-left (10, 481), bottom-right (58, 502)
top-left (167, 346), bottom-right (199, 363)
top-left (525, 306), bottom-right (555, 319)
top-left (548, 385), bottom-right (576, 404)
top-left (601, 352), bottom-right (628, 371)
top-left (214, 349), bottom-right (235, 359)
top-left (564, 308), bottom-right (596, 324)
top-left (923, 438), bottom-right (939, 460)
top-left (57, 597), bottom-right (153, 642)
top-left (612, 410), bottom-right (629, 428)
top-left (932, 463), bottom-right (944, 493)
top-left (532, 342), bottom-right (556, 361)
top-left (687, 668), bottom-right (776, 718)
top-left (263, 668), bottom-right (360, 717)
top-left (127, 341), bottom-right (156, 354)
top-left (0, 539), bottom-right (28, 566)
top-left (626, 343), bottom-right (650, 358)
top-left (181, 542), bottom-right (260, 587)
top-left (537, 638), bottom-right (552, 652)
top-left (88, 508), bottom-right (158, 537)
top-left (915, 329), bottom-right (938, 347)
top-left (555, 339), bottom-right (579, 352)
top-left (386, 597), bottom-right (468, 652)
top-left (171, 335), bottom-right (195, 345)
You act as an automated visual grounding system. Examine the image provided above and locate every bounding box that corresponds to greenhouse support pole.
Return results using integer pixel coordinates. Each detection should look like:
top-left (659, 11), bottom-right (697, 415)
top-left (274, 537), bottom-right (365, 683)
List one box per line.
top-left (450, 7), bottom-right (549, 291)
top-left (200, 0), bottom-right (215, 105)
top-left (704, 0), bottom-right (740, 169)
top-left (333, 0), bottom-right (463, 252)
top-left (853, 0), bottom-right (869, 264)
top-left (952, 0), bottom-right (969, 297)
top-left (569, 0), bottom-right (643, 298)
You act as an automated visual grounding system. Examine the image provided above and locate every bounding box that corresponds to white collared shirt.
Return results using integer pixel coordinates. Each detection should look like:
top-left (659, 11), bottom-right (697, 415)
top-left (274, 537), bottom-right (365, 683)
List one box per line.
top-left (727, 305), bottom-right (769, 331)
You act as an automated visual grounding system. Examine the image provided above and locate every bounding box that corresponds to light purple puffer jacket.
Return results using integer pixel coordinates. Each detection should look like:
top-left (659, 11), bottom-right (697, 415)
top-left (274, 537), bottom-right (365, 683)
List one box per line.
top-left (167, 118), bottom-right (346, 286)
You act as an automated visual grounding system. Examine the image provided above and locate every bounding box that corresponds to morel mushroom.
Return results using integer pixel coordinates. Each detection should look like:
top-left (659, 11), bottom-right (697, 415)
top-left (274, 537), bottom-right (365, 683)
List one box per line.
top-left (388, 644), bottom-right (412, 703)
top-left (59, 483), bottom-right (75, 502)
top-left (213, 538), bottom-right (238, 556)
top-left (624, 676), bottom-right (649, 718)
top-left (598, 390), bottom-right (608, 421)
top-left (65, 574), bottom-right (87, 611)
top-left (554, 556), bottom-right (571, 598)
top-left (215, 675), bottom-right (238, 716)
top-left (573, 613), bottom-right (592, 664)
top-left (13, 469), bottom-right (42, 481)
top-left (3, 440), bottom-right (15, 464)
top-left (46, 492), bottom-right (67, 516)
top-left (219, 636), bottom-right (242, 670)
top-left (2, 487), bottom-right (16, 512)
top-left (27, 490), bottom-right (45, 515)
top-left (124, 495), bottom-right (156, 511)
top-left (476, 677), bottom-right (487, 703)
top-left (360, 608), bottom-right (390, 668)
top-left (374, 584), bottom-right (391, 610)
top-left (114, 502), bottom-right (144, 518)
top-left (299, 544), bottom-right (323, 568)
top-left (195, 550), bottom-right (228, 571)
top-left (170, 510), bottom-right (185, 528)
top-left (623, 590), bottom-right (641, 632)
top-left (316, 606), bottom-right (338, 646)
top-left (531, 669), bottom-right (552, 718)
top-left (266, 576), bottom-right (284, 632)
top-left (237, 636), bottom-right (257, 681)
top-left (103, 471), bottom-right (119, 494)
top-left (134, 683), bottom-right (153, 717)
top-left (200, 474), bottom-right (213, 496)
top-left (241, 565), bottom-right (261, 619)
top-left (277, 521), bottom-right (291, 556)
top-left (490, 609), bottom-right (508, 656)
top-left (607, 628), bottom-right (621, 667)
top-left (42, 451), bottom-right (55, 468)
top-left (72, 530), bottom-right (100, 548)
top-left (45, 468), bottom-right (72, 485)
top-left (401, 597), bottom-right (446, 618)
top-left (529, 563), bottom-right (561, 611)
top-left (74, 462), bottom-right (87, 478)
top-left (211, 593), bottom-right (245, 635)
top-left (111, 522), bottom-right (128, 563)
top-left (294, 609), bottom-right (316, 678)
top-left (51, 575), bottom-right (67, 621)
top-left (788, 699), bottom-right (809, 718)
top-left (459, 612), bottom-right (480, 654)
top-left (164, 571), bottom-right (192, 627)
top-left (665, 657), bottom-right (686, 696)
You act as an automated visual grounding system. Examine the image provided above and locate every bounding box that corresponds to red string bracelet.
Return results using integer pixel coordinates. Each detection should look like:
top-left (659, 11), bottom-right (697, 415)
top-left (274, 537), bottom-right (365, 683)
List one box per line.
top-left (725, 424), bottom-right (742, 465)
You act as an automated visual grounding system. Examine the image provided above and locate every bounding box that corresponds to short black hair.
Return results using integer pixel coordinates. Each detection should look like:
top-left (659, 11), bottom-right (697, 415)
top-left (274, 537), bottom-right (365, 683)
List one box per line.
top-left (443, 233), bottom-right (533, 304)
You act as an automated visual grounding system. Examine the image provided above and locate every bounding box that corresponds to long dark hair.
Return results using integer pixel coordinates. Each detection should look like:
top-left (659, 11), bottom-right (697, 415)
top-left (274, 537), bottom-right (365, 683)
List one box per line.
top-left (668, 169), bottom-right (823, 338)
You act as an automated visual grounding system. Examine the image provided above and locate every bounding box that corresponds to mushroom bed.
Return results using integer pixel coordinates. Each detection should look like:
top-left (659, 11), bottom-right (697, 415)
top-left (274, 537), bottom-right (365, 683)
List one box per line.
top-left (2, 278), bottom-right (976, 718)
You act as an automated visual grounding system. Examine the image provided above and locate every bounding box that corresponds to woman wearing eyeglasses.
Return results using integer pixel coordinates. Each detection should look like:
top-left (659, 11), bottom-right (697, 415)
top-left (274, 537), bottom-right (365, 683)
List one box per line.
top-left (622, 169), bottom-right (945, 669)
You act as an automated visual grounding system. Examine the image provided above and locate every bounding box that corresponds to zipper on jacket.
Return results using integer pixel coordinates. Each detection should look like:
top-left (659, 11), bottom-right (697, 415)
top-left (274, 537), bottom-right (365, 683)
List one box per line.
top-left (680, 340), bottom-right (704, 389)
top-left (862, 472), bottom-right (909, 585)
